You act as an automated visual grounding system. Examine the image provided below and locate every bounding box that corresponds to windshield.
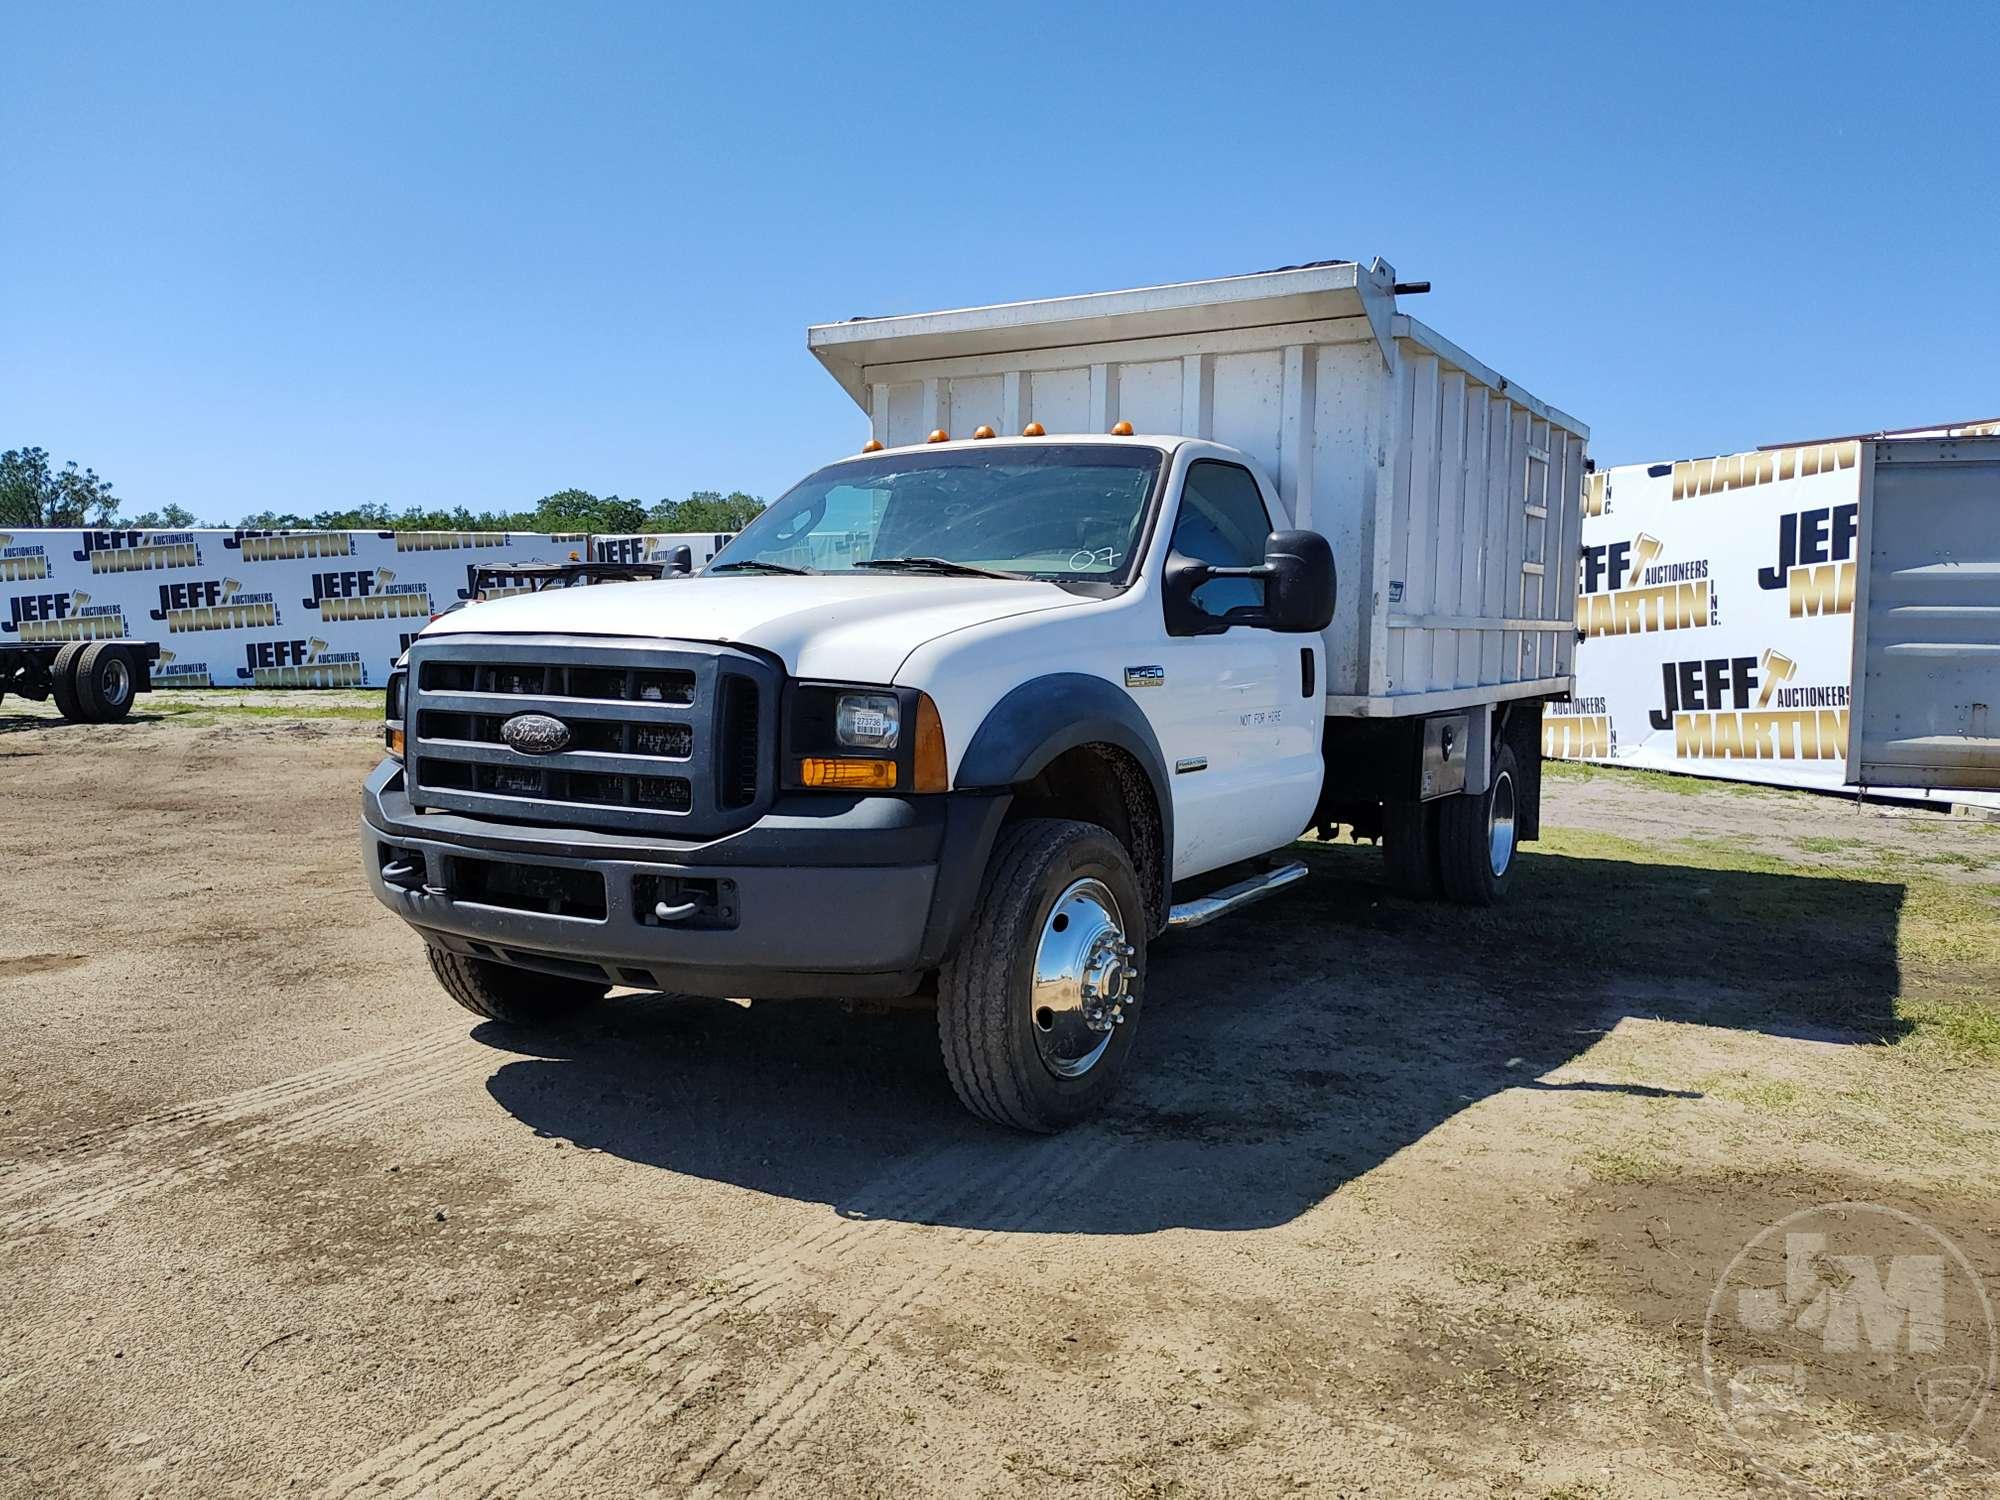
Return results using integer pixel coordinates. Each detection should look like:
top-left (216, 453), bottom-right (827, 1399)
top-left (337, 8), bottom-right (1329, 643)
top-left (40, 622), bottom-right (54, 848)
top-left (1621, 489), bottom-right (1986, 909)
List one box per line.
top-left (707, 444), bottom-right (1164, 582)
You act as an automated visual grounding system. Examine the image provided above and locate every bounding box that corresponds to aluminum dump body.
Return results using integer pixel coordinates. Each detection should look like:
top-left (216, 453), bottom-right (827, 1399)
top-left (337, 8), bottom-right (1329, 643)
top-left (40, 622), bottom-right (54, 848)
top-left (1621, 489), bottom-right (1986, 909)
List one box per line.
top-left (810, 259), bottom-right (1589, 717)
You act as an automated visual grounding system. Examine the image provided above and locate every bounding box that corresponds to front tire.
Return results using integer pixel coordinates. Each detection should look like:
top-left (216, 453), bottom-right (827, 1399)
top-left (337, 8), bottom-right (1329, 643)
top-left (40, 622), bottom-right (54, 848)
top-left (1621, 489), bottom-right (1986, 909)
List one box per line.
top-left (1437, 742), bottom-right (1521, 906)
top-left (426, 947), bottom-right (609, 1025)
top-left (938, 818), bottom-right (1146, 1133)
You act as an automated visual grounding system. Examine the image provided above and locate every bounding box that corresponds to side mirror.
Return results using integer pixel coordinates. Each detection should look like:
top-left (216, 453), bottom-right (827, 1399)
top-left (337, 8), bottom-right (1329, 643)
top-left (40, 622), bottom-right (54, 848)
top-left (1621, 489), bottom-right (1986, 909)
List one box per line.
top-left (1163, 530), bottom-right (1336, 636)
top-left (665, 545), bottom-right (693, 575)
top-left (1261, 529), bottom-right (1336, 632)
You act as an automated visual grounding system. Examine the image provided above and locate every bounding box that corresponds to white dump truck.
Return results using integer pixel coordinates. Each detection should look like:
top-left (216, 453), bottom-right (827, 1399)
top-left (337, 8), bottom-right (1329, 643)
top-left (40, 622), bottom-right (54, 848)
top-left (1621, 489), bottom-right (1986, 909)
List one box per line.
top-left (364, 258), bottom-right (1588, 1130)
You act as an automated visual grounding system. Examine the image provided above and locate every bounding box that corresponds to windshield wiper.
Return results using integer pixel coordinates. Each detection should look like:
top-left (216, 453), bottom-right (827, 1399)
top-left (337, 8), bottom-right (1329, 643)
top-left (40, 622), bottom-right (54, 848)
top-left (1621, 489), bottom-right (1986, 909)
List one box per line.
top-left (708, 559), bottom-right (815, 575)
top-left (854, 556), bottom-right (1019, 580)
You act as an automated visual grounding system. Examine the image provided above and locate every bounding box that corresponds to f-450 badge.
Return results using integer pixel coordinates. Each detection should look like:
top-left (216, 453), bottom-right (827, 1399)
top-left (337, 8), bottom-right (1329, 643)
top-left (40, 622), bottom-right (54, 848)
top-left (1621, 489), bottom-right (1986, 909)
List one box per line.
top-left (1124, 665), bottom-right (1165, 689)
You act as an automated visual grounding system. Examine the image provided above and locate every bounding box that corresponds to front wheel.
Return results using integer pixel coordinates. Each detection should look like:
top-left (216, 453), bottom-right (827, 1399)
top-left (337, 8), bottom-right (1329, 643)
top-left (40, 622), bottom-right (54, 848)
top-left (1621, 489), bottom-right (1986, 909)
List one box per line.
top-left (426, 947), bottom-right (609, 1026)
top-left (938, 818), bottom-right (1147, 1132)
top-left (1437, 742), bottom-right (1521, 906)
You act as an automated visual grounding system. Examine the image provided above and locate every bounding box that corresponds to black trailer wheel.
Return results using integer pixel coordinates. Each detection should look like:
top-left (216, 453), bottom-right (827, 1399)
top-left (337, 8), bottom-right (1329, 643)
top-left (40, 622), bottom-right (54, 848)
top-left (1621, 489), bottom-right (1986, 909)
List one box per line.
top-left (938, 817), bottom-right (1146, 1133)
top-left (1382, 798), bottom-right (1441, 898)
top-left (48, 642), bottom-right (88, 721)
top-left (75, 642), bottom-right (137, 722)
top-left (1437, 743), bottom-right (1521, 907)
top-left (426, 946), bottom-right (609, 1026)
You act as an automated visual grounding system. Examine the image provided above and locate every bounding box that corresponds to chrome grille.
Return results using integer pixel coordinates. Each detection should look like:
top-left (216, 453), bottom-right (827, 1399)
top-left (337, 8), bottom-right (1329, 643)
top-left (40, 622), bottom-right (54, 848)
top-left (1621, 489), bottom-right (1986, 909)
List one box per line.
top-left (405, 634), bottom-right (776, 836)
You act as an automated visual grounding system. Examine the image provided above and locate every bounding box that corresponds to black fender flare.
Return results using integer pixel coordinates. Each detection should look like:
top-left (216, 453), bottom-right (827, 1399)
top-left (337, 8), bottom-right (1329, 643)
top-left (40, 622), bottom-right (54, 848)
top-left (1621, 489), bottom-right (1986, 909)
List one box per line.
top-left (955, 673), bottom-right (1174, 923)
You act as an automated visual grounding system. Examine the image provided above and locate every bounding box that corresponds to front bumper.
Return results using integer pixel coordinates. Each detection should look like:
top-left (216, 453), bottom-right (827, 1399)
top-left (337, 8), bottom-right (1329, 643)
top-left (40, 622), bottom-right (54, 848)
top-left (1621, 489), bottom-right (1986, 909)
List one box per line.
top-left (361, 760), bottom-right (1006, 998)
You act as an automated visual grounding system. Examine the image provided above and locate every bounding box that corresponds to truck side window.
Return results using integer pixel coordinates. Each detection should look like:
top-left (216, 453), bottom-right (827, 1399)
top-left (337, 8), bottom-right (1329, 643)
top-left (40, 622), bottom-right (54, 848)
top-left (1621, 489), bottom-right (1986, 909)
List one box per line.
top-left (1171, 460), bottom-right (1273, 616)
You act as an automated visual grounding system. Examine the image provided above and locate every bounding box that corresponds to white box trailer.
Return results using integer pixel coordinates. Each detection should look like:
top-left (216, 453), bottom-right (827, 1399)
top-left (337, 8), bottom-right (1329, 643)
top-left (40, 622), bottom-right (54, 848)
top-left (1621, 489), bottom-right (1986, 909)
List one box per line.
top-left (1850, 435), bottom-right (2000, 791)
top-left (809, 257), bottom-right (1590, 721)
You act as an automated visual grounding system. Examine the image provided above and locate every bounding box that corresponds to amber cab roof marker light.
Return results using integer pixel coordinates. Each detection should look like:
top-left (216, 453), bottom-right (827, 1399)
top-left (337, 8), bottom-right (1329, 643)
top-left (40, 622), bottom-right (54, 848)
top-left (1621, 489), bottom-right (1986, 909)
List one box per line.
top-left (1021, 422), bottom-right (1046, 436)
top-left (972, 425), bottom-right (996, 440)
top-left (1110, 420), bottom-right (1134, 436)
top-left (926, 429), bottom-right (950, 443)
top-left (862, 438), bottom-right (884, 453)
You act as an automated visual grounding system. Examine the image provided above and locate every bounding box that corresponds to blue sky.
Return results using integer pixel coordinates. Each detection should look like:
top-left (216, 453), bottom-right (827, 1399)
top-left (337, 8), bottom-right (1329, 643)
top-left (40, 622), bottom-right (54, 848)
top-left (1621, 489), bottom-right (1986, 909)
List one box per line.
top-left (7, 1), bottom-right (1996, 521)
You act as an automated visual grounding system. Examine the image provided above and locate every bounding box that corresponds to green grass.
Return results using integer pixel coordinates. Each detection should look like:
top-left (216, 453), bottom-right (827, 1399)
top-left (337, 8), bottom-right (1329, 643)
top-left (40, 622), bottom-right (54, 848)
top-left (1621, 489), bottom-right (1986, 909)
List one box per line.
top-left (1526, 825), bottom-right (2000, 1064)
top-left (1541, 758), bottom-right (1777, 799)
top-left (146, 700), bottom-right (381, 722)
top-left (1794, 834), bottom-right (1870, 855)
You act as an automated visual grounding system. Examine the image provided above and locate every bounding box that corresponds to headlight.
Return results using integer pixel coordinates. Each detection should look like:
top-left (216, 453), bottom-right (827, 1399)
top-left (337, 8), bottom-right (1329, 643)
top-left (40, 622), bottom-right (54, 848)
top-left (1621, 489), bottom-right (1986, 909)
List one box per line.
top-left (784, 683), bottom-right (946, 792)
top-left (835, 692), bottom-right (900, 750)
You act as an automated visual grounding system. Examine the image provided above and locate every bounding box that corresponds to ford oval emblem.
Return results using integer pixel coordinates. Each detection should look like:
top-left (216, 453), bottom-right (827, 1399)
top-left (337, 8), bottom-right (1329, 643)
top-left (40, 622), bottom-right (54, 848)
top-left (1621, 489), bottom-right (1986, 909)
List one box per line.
top-left (501, 712), bottom-right (572, 756)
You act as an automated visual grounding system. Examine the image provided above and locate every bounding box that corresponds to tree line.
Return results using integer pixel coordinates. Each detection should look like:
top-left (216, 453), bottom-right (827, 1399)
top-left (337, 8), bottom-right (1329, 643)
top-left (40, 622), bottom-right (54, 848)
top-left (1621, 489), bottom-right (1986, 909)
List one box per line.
top-left (0, 446), bottom-right (763, 534)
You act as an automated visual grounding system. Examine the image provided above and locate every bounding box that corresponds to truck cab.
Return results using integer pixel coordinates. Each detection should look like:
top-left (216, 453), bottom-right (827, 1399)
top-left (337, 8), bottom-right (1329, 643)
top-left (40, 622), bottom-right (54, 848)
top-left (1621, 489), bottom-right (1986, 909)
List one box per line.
top-left (365, 260), bottom-right (1587, 1131)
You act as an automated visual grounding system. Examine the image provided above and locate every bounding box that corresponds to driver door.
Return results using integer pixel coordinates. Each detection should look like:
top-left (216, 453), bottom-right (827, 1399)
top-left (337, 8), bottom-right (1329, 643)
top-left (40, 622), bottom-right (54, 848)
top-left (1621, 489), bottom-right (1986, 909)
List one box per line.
top-left (1144, 458), bottom-right (1322, 880)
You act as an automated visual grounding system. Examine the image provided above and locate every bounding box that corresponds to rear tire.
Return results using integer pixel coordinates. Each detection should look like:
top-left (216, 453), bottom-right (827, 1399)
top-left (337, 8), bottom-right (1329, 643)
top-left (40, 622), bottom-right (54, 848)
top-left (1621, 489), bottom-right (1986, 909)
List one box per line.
top-left (75, 642), bottom-right (136, 722)
top-left (938, 818), bottom-right (1146, 1133)
top-left (1382, 798), bottom-right (1440, 898)
top-left (426, 947), bottom-right (609, 1026)
top-left (49, 642), bottom-right (87, 721)
top-left (1437, 743), bottom-right (1520, 906)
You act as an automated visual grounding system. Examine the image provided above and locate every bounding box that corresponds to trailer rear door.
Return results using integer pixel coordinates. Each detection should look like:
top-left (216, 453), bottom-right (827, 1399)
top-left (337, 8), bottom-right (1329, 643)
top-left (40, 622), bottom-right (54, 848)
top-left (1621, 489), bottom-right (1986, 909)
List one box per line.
top-left (1847, 437), bottom-right (2000, 790)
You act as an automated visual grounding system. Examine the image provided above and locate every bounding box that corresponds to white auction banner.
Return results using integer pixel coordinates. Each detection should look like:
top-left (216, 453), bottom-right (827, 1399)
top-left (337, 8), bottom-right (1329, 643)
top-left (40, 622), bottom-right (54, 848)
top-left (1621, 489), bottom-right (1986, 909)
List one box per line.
top-left (0, 528), bottom-right (578, 688)
top-left (590, 532), bottom-right (731, 568)
top-left (1563, 424), bottom-right (1998, 808)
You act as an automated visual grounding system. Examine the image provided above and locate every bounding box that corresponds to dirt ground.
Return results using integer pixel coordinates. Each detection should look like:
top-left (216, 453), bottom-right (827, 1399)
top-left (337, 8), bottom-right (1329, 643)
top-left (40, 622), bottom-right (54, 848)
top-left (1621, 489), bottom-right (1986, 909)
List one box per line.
top-left (4, 692), bottom-right (1999, 1499)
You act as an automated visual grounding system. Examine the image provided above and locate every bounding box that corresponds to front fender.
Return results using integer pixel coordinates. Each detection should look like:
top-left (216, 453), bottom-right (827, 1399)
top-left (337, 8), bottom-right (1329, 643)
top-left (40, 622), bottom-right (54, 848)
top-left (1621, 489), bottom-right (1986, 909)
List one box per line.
top-left (955, 673), bottom-right (1173, 920)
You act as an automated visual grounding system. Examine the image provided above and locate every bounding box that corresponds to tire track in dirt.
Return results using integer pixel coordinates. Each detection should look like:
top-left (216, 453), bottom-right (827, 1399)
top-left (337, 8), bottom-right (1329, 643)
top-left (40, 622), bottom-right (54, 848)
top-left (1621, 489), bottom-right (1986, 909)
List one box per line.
top-left (678, 1133), bottom-right (1127, 1498)
top-left (685, 987), bottom-right (1314, 1498)
top-left (0, 1029), bottom-right (488, 1235)
top-left (315, 1139), bottom-right (1070, 1499)
top-left (319, 985), bottom-right (1312, 1500)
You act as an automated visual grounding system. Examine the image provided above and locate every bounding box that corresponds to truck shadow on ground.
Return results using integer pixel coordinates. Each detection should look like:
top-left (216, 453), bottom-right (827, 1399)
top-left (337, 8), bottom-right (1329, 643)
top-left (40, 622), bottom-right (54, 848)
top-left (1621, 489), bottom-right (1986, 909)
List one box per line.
top-left (477, 841), bottom-right (1905, 1233)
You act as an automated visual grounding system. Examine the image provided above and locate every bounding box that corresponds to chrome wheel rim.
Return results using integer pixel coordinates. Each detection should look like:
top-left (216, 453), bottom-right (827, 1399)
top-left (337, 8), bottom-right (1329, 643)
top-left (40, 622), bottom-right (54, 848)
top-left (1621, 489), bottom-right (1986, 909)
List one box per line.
top-left (1028, 877), bottom-right (1134, 1079)
top-left (101, 657), bottom-right (132, 706)
top-left (1488, 770), bottom-right (1517, 878)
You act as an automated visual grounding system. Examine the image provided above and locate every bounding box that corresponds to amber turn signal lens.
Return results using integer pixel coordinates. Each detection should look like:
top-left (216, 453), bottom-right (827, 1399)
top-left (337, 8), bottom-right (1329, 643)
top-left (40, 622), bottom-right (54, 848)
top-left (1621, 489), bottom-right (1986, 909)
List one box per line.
top-left (912, 692), bottom-right (948, 792)
top-left (926, 429), bottom-right (949, 444)
top-left (1022, 422), bottom-right (1046, 436)
top-left (799, 757), bottom-right (898, 790)
top-left (386, 726), bottom-right (405, 758)
top-left (1109, 420), bottom-right (1134, 436)
top-left (862, 438), bottom-right (884, 453)
top-left (972, 425), bottom-right (995, 439)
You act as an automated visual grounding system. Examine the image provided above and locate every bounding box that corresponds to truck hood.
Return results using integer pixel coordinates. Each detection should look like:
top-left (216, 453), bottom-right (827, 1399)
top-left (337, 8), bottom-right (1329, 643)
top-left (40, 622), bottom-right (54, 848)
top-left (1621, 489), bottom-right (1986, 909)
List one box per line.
top-left (420, 572), bottom-right (1092, 682)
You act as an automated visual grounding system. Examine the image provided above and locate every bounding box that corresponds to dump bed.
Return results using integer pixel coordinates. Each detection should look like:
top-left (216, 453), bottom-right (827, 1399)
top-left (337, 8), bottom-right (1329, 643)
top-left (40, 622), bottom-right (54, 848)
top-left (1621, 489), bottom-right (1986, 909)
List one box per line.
top-left (809, 259), bottom-right (1589, 717)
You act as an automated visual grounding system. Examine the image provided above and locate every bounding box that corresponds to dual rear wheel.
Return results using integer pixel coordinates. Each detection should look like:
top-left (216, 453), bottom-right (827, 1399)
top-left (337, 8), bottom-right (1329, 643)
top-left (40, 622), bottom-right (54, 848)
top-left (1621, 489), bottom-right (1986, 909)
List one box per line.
top-left (1382, 742), bottom-right (1521, 907)
top-left (48, 642), bottom-right (137, 723)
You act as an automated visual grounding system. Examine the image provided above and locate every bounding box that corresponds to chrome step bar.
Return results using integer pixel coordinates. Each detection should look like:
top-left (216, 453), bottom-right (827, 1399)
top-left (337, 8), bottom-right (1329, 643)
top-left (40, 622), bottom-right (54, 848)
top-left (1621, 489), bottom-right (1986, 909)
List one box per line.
top-left (1165, 860), bottom-right (1309, 930)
